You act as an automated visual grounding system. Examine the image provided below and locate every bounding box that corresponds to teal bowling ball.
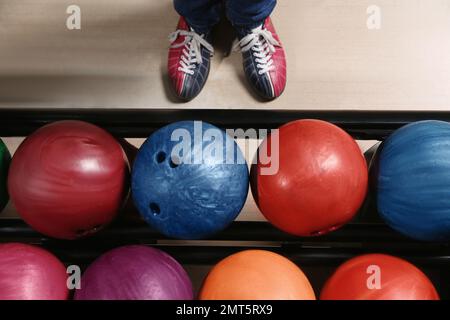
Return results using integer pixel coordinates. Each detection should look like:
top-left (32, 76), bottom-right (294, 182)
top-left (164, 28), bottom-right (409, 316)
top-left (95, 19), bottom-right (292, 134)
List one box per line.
top-left (0, 139), bottom-right (11, 212)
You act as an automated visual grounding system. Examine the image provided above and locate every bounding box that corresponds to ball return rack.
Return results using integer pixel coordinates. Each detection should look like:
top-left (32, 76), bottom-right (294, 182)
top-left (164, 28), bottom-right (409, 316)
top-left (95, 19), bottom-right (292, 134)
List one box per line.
top-left (0, 108), bottom-right (449, 298)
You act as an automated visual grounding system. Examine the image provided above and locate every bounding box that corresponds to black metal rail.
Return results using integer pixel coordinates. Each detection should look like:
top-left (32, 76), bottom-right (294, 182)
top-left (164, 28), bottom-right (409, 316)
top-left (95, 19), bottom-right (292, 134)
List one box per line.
top-left (1, 108), bottom-right (450, 139)
top-left (0, 218), bottom-right (442, 244)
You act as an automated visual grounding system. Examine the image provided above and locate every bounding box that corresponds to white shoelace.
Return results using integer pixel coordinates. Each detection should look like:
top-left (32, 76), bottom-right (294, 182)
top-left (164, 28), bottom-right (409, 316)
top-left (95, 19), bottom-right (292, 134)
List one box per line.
top-left (169, 29), bottom-right (214, 75)
top-left (233, 25), bottom-right (280, 75)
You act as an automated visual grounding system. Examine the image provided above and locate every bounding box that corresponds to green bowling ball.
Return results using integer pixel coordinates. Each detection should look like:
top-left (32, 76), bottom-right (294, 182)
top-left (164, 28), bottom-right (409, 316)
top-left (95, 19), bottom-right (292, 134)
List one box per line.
top-left (0, 139), bottom-right (11, 212)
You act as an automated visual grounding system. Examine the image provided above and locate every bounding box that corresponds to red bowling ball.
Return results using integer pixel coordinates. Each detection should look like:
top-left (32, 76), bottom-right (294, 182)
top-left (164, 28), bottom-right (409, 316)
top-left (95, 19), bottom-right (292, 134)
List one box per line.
top-left (8, 121), bottom-right (129, 239)
top-left (0, 243), bottom-right (68, 300)
top-left (320, 254), bottom-right (439, 300)
top-left (251, 119), bottom-right (368, 236)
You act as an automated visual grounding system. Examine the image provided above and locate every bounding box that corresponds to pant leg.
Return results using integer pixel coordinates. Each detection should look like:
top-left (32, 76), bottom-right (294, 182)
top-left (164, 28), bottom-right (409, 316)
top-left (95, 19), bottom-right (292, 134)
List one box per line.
top-left (173, 0), bottom-right (222, 34)
top-left (226, 0), bottom-right (277, 30)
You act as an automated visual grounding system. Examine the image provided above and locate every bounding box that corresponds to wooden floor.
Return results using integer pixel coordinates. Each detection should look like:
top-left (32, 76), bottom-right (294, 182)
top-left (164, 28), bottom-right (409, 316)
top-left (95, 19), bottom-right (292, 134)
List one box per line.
top-left (1, 0), bottom-right (450, 110)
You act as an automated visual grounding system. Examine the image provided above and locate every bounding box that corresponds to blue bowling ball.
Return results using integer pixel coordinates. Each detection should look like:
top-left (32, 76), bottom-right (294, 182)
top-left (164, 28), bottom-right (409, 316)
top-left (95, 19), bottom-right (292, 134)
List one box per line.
top-left (377, 120), bottom-right (450, 241)
top-left (132, 121), bottom-right (249, 239)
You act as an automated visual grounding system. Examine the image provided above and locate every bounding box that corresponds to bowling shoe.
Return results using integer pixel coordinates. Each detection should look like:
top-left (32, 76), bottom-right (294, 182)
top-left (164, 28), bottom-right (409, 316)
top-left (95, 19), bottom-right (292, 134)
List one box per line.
top-left (168, 17), bottom-right (214, 101)
top-left (233, 17), bottom-right (286, 100)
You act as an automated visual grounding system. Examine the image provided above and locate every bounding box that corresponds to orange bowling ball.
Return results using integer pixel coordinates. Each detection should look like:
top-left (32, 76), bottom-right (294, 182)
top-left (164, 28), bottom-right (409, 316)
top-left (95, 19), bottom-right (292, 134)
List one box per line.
top-left (251, 119), bottom-right (368, 236)
top-left (199, 250), bottom-right (316, 300)
top-left (320, 254), bottom-right (439, 300)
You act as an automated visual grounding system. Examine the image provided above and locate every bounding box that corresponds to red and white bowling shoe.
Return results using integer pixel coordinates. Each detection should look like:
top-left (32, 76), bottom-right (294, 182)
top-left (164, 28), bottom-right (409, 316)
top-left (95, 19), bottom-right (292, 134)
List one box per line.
top-left (168, 17), bottom-right (214, 101)
top-left (233, 17), bottom-right (286, 100)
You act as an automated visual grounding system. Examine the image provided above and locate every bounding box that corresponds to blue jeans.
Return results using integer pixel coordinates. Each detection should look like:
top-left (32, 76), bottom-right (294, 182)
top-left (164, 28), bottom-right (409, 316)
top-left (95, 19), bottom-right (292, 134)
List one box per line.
top-left (174, 0), bottom-right (277, 34)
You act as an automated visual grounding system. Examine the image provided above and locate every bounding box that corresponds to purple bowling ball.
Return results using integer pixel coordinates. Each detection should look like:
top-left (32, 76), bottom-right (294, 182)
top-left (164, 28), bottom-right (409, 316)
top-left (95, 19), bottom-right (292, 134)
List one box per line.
top-left (74, 245), bottom-right (193, 300)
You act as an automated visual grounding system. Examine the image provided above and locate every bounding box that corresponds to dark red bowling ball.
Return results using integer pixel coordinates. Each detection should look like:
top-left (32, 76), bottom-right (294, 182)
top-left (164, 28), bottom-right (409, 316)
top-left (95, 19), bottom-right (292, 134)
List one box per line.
top-left (251, 119), bottom-right (368, 236)
top-left (320, 254), bottom-right (439, 300)
top-left (0, 243), bottom-right (68, 300)
top-left (8, 121), bottom-right (129, 239)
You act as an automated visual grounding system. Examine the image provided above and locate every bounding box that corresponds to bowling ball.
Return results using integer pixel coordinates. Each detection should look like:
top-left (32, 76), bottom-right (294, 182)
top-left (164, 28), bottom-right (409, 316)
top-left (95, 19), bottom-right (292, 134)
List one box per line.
top-left (8, 121), bottom-right (129, 240)
top-left (0, 139), bottom-right (11, 212)
top-left (377, 120), bottom-right (450, 241)
top-left (199, 250), bottom-right (316, 300)
top-left (0, 243), bottom-right (68, 300)
top-left (132, 121), bottom-right (249, 239)
top-left (251, 119), bottom-right (368, 236)
top-left (74, 245), bottom-right (193, 300)
top-left (320, 254), bottom-right (439, 300)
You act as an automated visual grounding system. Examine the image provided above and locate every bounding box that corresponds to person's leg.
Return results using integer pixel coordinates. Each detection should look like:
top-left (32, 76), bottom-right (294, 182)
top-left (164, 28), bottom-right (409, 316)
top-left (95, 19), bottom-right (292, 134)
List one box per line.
top-left (226, 0), bottom-right (276, 31)
top-left (228, 0), bottom-right (286, 101)
top-left (174, 0), bottom-right (222, 34)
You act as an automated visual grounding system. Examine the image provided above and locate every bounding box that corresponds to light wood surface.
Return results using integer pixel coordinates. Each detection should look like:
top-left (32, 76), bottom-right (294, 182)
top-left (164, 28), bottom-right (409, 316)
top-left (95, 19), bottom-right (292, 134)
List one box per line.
top-left (1, 0), bottom-right (450, 110)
